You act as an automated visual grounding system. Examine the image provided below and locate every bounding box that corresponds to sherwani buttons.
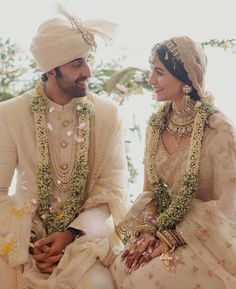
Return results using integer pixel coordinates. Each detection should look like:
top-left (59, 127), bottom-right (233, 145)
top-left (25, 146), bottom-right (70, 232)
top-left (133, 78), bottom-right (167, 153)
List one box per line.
top-left (60, 140), bottom-right (68, 148)
top-left (62, 120), bottom-right (70, 127)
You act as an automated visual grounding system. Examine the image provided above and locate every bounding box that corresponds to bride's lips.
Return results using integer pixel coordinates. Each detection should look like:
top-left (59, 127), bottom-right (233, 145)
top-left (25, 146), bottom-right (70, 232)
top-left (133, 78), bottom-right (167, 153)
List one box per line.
top-left (154, 87), bottom-right (163, 93)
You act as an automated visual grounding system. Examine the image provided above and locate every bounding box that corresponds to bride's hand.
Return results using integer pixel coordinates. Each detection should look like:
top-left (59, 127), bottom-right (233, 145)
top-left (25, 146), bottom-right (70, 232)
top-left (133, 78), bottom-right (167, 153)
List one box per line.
top-left (150, 240), bottom-right (169, 259)
top-left (129, 239), bottom-right (169, 273)
top-left (122, 232), bottom-right (156, 273)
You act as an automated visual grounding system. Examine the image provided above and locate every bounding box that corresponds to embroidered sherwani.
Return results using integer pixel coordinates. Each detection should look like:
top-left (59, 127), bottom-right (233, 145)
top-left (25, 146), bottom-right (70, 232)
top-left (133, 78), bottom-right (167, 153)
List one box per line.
top-left (0, 89), bottom-right (128, 289)
top-left (112, 112), bottom-right (236, 289)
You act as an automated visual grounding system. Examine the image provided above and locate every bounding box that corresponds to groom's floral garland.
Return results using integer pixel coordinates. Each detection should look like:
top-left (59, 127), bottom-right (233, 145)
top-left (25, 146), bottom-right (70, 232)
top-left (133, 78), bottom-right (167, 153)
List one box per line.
top-left (145, 97), bottom-right (215, 231)
top-left (29, 81), bottom-right (94, 235)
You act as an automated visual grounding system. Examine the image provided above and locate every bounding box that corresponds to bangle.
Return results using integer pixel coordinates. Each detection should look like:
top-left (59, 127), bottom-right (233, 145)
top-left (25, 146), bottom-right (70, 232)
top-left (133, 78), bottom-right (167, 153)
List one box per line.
top-left (134, 223), bottom-right (157, 237)
top-left (156, 230), bottom-right (186, 250)
top-left (169, 230), bottom-right (186, 246)
top-left (162, 231), bottom-right (179, 248)
top-left (156, 231), bottom-right (175, 249)
top-left (67, 227), bottom-right (84, 241)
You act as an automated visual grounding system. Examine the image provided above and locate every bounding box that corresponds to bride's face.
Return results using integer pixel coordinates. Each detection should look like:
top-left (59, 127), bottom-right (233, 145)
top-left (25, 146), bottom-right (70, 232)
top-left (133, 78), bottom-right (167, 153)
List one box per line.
top-left (149, 55), bottom-right (184, 103)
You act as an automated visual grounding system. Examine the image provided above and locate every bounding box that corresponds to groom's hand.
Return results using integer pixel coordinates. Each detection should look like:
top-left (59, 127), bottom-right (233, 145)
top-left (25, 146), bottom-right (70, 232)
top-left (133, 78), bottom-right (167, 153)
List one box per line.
top-left (32, 231), bottom-right (73, 274)
top-left (35, 231), bottom-right (73, 256)
top-left (31, 243), bottom-right (58, 274)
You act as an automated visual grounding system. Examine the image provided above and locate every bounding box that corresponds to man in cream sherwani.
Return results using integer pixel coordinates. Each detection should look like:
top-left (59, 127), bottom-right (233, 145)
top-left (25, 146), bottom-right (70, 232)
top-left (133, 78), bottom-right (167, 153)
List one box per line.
top-left (0, 6), bottom-right (128, 289)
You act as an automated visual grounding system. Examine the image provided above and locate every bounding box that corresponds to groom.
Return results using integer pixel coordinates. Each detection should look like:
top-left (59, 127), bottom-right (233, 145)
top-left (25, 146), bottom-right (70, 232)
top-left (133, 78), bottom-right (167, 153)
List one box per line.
top-left (0, 6), bottom-right (128, 289)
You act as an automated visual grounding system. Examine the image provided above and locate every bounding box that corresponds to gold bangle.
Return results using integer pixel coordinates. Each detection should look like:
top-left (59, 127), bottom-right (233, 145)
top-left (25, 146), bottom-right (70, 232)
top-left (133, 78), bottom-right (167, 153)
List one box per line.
top-left (166, 230), bottom-right (181, 246)
top-left (162, 231), bottom-right (178, 249)
top-left (156, 231), bottom-right (175, 249)
top-left (172, 230), bottom-right (186, 246)
top-left (162, 231), bottom-right (179, 248)
top-left (134, 223), bottom-right (156, 237)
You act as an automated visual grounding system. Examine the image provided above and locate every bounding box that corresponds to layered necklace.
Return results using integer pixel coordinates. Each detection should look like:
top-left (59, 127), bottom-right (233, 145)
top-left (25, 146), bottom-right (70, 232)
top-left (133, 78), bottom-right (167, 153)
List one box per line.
top-left (167, 96), bottom-right (196, 139)
top-left (145, 96), bottom-right (215, 231)
top-left (29, 81), bottom-right (95, 235)
top-left (47, 111), bottom-right (77, 192)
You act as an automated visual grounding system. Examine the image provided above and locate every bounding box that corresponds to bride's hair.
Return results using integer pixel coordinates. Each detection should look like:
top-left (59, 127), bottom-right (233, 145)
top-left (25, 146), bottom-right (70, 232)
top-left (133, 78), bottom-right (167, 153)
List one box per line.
top-left (152, 43), bottom-right (201, 102)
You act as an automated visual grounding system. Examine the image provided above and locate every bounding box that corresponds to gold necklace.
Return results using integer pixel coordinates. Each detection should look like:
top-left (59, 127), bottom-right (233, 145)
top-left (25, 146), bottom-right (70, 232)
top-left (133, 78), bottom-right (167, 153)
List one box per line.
top-left (166, 96), bottom-right (196, 138)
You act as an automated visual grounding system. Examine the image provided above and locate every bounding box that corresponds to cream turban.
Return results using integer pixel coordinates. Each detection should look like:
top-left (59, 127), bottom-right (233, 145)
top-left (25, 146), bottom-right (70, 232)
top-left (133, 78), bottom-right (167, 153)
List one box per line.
top-left (30, 5), bottom-right (117, 72)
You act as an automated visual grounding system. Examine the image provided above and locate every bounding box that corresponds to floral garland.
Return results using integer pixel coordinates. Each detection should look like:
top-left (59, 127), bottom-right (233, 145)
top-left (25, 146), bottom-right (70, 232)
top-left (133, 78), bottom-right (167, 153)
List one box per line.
top-left (145, 96), bottom-right (215, 231)
top-left (29, 81), bottom-right (95, 235)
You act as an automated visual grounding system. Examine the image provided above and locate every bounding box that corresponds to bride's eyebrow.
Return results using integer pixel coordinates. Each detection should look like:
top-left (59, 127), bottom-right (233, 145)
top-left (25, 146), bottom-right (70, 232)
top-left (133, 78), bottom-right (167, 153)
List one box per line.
top-left (154, 67), bottom-right (165, 72)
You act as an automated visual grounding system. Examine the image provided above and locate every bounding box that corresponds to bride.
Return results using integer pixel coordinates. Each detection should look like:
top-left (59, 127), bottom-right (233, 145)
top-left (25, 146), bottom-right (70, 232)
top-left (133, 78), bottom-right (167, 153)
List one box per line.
top-left (111, 36), bottom-right (236, 289)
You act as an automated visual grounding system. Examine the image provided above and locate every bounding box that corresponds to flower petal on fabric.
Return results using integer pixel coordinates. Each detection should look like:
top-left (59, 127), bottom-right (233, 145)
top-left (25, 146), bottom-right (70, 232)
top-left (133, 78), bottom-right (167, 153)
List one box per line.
top-left (49, 107), bottom-right (55, 113)
top-left (74, 135), bottom-right (84, 143)
top-left (67, 130), bottom-right (73, 136)
top-left (78, 122), bottom-right (86, 129)
top-left (47, 122), bottom-right (53, 131)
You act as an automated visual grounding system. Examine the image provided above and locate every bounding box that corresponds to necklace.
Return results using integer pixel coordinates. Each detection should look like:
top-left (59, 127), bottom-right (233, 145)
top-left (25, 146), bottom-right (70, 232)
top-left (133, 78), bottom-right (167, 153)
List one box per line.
top-left (47, 112), bottom-right (77, 191)
top-left (166, 96), bottom-right (196, 138)
top-left (29, 81), bottom-right (95, 235)
top-left (145, 97), bottom-right (215, 231)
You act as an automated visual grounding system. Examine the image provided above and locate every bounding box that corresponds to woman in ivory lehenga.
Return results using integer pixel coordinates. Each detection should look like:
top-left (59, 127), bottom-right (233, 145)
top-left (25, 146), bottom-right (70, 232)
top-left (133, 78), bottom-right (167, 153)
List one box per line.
top-left (111, 36), bottom-right (236, 289)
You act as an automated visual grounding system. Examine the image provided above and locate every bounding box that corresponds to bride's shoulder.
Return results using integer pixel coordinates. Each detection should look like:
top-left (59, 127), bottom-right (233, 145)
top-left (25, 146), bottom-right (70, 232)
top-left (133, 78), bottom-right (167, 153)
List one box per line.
top-left (207, 111), bottom-right (236, 150)
top-left (208, 111), bottom-right (235, 135)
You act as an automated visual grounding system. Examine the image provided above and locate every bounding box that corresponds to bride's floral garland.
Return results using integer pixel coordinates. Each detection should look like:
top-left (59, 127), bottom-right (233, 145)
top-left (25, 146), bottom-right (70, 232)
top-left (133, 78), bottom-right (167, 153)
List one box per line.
top-left (29, 81), bottom-right (94, 235)
top-left (145, 97), bottom-right (215, 231)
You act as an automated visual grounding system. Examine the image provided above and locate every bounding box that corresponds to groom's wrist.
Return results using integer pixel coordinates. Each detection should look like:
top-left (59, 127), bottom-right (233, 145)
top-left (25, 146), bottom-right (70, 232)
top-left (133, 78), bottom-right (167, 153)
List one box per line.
top-left (67, 227), bottom-right (85, 241)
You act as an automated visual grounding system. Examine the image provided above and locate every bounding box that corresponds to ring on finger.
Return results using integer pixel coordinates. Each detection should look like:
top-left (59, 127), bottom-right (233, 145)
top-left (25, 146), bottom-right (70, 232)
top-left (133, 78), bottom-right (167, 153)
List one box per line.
top-left (142, 251), bottom-right (152, 262)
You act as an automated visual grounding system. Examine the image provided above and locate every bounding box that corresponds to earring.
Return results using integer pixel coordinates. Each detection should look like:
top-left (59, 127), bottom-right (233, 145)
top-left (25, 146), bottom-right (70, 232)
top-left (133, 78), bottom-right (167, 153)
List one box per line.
top-left (182, 84), bottom-right (192, 94)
